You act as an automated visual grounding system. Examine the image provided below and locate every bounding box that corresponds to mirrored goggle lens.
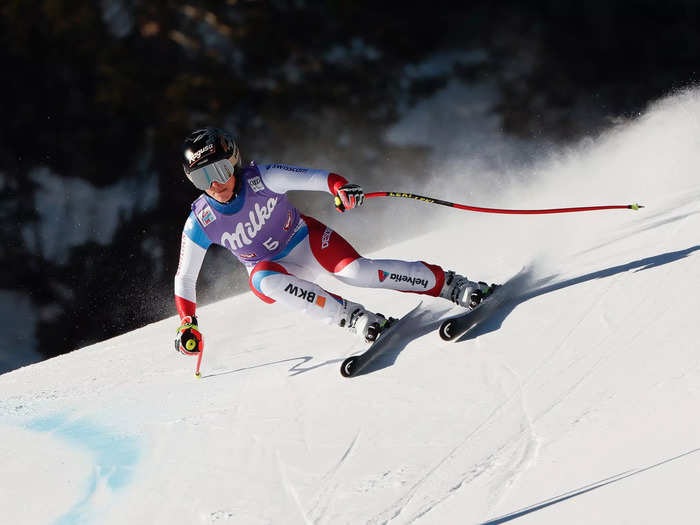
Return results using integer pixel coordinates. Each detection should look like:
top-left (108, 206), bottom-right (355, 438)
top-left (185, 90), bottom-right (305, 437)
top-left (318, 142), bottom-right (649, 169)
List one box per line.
top-left (186, 159), bottom-right (235, 190)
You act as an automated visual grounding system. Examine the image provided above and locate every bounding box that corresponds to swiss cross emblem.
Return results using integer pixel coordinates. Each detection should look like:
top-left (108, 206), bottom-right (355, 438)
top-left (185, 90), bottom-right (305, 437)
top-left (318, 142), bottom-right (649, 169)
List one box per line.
top-left (198, 205), bottom-right (216, 227)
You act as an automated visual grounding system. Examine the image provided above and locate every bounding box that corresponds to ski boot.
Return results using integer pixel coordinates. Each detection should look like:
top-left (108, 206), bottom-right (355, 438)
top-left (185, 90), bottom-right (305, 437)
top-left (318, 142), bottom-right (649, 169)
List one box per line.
top-left (364, 314), bottom-right (397, 343)
top-left (440, 271), bottom-right (499, 310)
top-left (339, 303), bottom-right (396, 343)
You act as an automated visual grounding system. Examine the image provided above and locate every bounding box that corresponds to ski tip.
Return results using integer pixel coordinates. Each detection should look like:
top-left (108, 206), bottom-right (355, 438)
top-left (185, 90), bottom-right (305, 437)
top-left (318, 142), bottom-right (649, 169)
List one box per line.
top-left (629, 203), bottom-right (644, 211)
top-left (341, 357), bottom-right (357, 378)
top-left (439, 319), bottom-right (454, 341)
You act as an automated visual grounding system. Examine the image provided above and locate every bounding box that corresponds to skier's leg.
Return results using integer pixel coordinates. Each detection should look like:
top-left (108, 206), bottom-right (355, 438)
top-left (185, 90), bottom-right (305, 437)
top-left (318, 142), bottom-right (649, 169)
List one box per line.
top-left (248, 260), bottom-right (389, 341)
top-left (300, 215), bottom-right (443, 292)
top-left (300, 215), bottom-right (496, 308)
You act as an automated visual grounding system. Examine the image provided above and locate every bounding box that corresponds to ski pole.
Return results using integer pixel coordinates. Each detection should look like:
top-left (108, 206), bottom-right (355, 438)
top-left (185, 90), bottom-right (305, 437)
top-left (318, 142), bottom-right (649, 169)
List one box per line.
top-left (178, 323), bottom-right (204, 378)
top-left (195, 346), bottom-right (203, 378)
top-left (365, 192), bottom-right (643, 215)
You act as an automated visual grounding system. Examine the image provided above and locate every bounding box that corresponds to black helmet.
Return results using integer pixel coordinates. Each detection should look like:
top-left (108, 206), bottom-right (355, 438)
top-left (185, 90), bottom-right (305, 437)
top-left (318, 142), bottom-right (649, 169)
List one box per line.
top-left (182, 127), bottom-right (241, 190)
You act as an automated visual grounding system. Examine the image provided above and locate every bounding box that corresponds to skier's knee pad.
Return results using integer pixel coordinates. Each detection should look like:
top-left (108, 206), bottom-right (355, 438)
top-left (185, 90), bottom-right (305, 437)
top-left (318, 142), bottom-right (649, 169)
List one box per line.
top-left (249, 261), bottom-right (290, 304)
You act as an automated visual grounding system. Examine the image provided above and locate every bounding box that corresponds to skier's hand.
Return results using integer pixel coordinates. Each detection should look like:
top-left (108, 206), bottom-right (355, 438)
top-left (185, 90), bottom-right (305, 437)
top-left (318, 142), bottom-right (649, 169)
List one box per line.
top-left (334, 183), bottom-right (365, 213)
top-left (174, 315), bottom-right (203, 356)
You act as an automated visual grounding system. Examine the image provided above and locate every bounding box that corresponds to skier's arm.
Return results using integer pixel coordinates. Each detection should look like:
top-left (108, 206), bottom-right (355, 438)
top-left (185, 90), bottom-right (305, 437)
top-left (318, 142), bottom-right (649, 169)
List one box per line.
top-left (259, 164), bottom-right (364, 212)
top-left (259, 163), bottom-right (349, 196)
top-left (174, 213), bottom-right (211, 319)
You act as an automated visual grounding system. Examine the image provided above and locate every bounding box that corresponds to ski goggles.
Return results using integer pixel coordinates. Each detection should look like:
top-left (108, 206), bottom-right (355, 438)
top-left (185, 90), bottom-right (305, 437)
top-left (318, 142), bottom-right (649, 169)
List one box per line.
top-left (184, 158), bottom-right (237, 191)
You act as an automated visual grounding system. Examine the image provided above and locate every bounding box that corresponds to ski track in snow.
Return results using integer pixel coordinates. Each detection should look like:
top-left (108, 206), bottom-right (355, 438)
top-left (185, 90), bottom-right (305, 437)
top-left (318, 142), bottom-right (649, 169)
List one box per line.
top-left (372, 198), bottom-right (700, 524)
top-left (481, 362), bottom-right (542, 515)
top-left (307, 431), bottom-right (361, 523)
top-left (529, 274), bottom-right (631, 423)
top-left (369, 356), bottom-right (541, 524)
top-left (398, 368), bottom-right (543, 525)
top-left (277, 450), bottom-right (314, 525)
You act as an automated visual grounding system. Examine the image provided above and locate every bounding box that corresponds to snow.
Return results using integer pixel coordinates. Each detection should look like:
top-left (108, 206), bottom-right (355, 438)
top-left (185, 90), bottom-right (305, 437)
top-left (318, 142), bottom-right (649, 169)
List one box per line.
top-left (24, 166), bottom-right (158, 263)
top-left (3, 89), bottom-right (700, 524)
top-left (386, 80), bottom-right (538, 192)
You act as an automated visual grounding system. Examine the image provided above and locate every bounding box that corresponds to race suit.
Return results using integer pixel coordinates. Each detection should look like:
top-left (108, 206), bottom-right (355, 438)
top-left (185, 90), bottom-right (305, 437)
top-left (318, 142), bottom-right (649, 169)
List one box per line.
top-left (174, 162), bottom-right (446, 326)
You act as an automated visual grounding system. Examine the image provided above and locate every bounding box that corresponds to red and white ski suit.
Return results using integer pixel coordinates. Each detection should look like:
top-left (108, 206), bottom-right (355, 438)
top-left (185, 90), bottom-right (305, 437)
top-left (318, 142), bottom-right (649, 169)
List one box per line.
top-left (174, 162), bottom-right (445, 327)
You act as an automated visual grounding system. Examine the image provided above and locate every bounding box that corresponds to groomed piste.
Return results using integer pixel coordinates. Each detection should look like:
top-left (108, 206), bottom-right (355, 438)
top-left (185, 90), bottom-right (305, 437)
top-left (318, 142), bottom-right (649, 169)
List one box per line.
top-left (2, 90), bottom-right (700, 524)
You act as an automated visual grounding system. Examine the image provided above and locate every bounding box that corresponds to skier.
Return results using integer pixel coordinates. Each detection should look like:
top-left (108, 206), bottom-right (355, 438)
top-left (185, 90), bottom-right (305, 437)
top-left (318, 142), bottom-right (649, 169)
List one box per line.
top-left (174, 127), bottom-right (496, 355)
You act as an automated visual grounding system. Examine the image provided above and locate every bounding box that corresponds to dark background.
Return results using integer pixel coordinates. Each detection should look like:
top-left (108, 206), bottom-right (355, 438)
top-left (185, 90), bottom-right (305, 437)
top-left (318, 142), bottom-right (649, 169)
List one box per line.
top-left (2, 0), bottom-right (698, 372)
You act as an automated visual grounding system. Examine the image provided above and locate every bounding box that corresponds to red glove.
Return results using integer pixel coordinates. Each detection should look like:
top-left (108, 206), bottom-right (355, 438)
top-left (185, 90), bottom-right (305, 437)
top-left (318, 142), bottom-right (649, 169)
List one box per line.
top-left (334, 183), bottom-right (365, 213)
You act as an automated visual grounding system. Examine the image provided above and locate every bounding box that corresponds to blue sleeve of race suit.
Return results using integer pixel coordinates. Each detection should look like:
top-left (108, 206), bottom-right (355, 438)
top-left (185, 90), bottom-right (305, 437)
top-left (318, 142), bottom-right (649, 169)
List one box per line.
top-left (183, 211), bottom-right (212, 250)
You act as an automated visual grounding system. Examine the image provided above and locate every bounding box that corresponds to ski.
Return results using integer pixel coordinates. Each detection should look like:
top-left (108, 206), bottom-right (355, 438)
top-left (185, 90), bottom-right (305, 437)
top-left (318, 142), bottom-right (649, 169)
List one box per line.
top-left (340, 268), bottom-right (535, 376)
top-left (340, 302), bottom-right (423, 378)
top-left (438, 267), bottom-right (532, 342)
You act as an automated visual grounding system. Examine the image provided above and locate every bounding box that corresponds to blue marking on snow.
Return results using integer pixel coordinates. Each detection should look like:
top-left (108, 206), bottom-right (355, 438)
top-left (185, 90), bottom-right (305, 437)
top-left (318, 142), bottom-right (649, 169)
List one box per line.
top-left (27, 415), bottom-right (140, 525)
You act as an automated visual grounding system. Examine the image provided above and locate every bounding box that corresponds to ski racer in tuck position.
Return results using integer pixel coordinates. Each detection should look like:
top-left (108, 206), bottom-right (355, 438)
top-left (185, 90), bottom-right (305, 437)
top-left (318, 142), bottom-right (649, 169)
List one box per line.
top-left (174, 127), bottom-right (496, 355)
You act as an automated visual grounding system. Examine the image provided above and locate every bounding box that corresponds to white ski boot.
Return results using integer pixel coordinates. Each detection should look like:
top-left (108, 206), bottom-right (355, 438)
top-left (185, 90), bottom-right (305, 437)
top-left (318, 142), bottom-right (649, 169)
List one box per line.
top-left (440, 271), bottom-right (498, 310)
top-left (339, 302), bottom-right (394, 343)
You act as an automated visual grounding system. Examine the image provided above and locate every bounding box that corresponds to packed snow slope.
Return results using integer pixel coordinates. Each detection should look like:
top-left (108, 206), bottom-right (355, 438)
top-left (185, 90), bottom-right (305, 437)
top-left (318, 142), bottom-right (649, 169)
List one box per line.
top-left (3, 91), bottom-right (700, 525)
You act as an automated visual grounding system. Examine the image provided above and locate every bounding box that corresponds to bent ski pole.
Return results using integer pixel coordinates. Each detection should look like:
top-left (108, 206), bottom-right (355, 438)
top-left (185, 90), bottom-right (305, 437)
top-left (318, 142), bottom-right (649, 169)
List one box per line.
top-left (365, 192), bottom-right (643, 215)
